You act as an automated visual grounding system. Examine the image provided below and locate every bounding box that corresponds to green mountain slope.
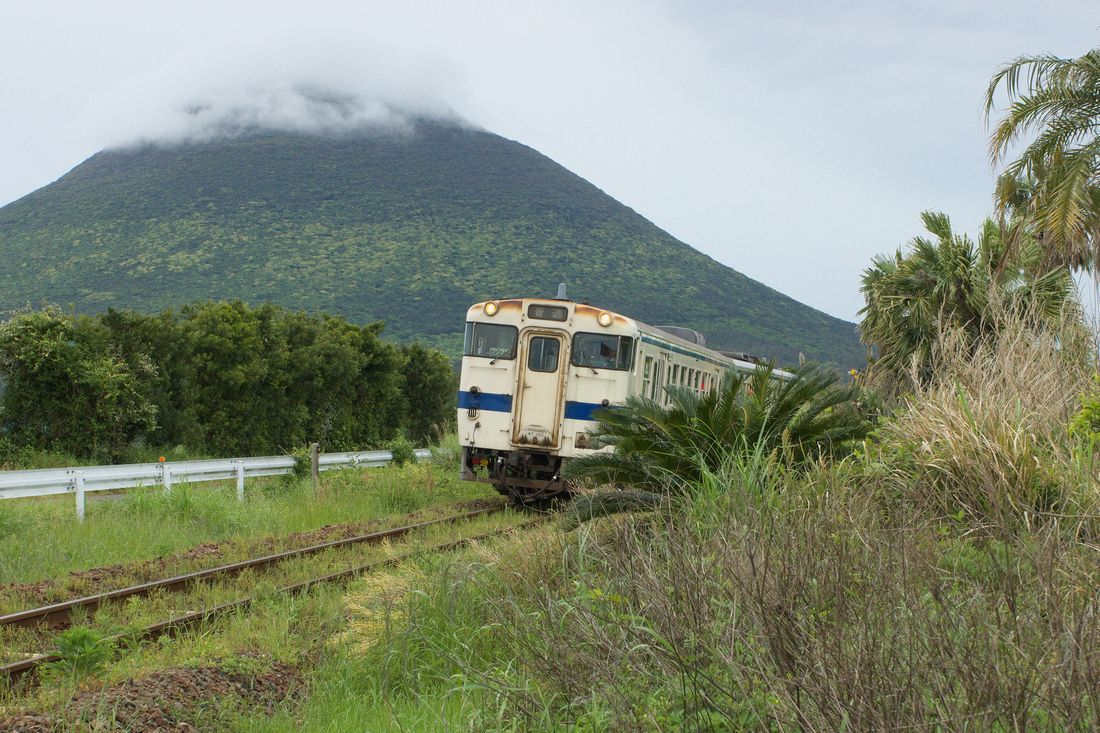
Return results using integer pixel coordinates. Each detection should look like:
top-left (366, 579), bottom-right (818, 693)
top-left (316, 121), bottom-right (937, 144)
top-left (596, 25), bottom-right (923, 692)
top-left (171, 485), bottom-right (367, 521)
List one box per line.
top-left (0, 121), bottom-right (862, 366)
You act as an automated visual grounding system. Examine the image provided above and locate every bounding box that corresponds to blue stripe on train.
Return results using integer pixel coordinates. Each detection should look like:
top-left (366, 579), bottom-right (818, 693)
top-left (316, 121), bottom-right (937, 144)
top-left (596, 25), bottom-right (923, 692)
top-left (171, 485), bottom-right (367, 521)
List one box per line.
top-left (457, 390), bottom-right (513, 412)
top-left (457, 392), bottom-right (609, 422)
top-left (564, 401), bottom-right (609, 421)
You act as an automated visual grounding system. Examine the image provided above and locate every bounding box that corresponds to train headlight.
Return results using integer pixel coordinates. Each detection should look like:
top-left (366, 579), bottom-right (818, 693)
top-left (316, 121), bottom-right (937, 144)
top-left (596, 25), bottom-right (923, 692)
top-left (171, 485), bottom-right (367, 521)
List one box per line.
top-left (597, 311), bottom-right (613, 327)
top-left (483, 301), bottom-right (499, 316)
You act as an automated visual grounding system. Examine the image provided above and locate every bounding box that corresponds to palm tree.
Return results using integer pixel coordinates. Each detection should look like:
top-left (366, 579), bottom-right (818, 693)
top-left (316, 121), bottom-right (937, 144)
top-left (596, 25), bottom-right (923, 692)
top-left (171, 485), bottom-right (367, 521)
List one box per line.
top-left (561, 363), bottom-right (870, 526)
top-left (859, 211), bottom-right (1074, 385)
top-left (985, 49), bottom-right (1100, 269)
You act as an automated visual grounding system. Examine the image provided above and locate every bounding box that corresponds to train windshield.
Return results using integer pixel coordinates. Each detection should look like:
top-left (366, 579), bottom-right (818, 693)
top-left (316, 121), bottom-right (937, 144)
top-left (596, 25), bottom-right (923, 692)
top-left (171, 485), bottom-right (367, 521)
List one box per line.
top-left (571, 333), bottom-right (634, 371)
top-left (464, 322), bottom-right (518, 359)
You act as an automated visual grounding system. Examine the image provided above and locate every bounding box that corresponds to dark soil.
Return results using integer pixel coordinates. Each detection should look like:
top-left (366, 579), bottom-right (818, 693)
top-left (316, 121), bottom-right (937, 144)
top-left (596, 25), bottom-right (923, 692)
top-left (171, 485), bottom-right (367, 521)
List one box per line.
top-left (0, 498), bottom-right (501, 609)
top-left (0, 654), bottom-right (300, 732)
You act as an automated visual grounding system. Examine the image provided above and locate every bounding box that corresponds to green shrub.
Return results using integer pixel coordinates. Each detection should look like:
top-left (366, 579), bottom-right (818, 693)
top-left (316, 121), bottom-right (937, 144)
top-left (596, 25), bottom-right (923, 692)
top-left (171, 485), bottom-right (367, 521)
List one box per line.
top-left (564, 362), bottom-right (871, 525)
top-left (386, 435), bottom-right (416, 467)
top-left (290, 445), bottom-right (314, 480)
top-left (41, 627), bottom-right (114, 680)
top-left (0, 307), bottom-right (156, 461)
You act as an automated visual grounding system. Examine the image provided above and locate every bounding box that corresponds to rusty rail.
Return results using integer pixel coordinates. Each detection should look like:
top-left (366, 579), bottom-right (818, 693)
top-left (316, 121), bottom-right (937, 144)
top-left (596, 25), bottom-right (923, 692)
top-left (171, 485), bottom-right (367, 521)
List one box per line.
top-left (1, 505), bottom-right (504, 631)
top-left (1, 519), bottom-right (537, 685)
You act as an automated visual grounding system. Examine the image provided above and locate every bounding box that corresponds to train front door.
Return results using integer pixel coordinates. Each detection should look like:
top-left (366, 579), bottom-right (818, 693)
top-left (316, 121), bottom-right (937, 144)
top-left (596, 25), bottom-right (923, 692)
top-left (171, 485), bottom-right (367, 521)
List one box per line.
top-left (512, 331), bottom-right (566, 449)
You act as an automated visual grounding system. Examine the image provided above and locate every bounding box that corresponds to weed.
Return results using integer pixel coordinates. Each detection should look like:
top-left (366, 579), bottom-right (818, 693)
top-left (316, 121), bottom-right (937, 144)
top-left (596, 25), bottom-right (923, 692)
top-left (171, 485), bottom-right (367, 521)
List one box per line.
top-left (113, 484), bottom-right (244, 534)
top-left (41, 627), bottom-right (114, 681)
top-left (289, 445), bottom-right (314, 480)
top-left (387, 435), bottom-right (416, 467)
top-left (428, 432), bottom-right (462, 473)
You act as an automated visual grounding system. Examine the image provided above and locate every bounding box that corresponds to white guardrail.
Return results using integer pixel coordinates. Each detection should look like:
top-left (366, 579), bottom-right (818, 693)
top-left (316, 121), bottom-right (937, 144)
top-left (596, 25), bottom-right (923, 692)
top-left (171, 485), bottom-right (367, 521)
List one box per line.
top-left (0, 449), bottom-right (430, 520)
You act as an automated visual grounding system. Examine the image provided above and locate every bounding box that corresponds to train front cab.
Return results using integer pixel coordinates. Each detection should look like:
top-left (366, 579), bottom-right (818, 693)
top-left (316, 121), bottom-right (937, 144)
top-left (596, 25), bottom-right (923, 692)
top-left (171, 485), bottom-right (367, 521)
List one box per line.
top-left (457, 299), bottom-right (635, 502)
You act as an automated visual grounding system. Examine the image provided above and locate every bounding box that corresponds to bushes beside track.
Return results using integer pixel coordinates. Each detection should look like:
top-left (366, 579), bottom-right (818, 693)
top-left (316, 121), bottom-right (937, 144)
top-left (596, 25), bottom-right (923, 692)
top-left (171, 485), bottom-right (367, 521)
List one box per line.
top-left (0, 301), bottom-right (456, 462)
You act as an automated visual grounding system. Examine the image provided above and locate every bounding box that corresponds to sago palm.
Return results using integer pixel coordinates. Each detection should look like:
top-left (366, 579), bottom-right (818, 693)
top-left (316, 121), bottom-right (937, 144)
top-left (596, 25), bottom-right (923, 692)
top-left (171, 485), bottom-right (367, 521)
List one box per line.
top-left (985, 49), bottom-right (1100, 269)
top-left (562, 363), bottom-right (870, 526)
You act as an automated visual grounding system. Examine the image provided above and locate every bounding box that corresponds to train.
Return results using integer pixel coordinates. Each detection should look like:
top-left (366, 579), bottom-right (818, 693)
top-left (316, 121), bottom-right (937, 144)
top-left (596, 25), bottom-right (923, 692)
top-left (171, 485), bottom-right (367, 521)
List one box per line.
top-left (456, 290), bottom-right (776, 502)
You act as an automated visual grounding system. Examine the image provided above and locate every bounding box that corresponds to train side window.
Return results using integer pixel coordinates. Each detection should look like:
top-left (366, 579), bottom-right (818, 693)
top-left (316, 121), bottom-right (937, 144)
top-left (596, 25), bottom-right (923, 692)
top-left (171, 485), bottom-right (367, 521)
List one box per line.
top-left (464, 322), bottom-right (518, 359)
top-left (571, 333), bottom-right (634, 371)
top-left (527, 337), bottom-right (560, 373)
top-left (642, 356), bottom-right (653, 397)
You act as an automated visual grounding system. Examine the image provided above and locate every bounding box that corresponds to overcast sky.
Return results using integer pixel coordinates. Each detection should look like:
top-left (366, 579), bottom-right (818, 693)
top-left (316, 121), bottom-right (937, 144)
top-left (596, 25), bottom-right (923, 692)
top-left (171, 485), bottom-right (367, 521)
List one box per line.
top-left (2, 1), bottom-right (1097, 321)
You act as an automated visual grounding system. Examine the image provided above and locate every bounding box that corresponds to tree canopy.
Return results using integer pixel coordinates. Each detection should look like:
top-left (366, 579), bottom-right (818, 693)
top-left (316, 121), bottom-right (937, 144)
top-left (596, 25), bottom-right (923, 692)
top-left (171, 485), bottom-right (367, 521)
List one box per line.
top-left (0, 302), bottom-right (456, 461)
top-left (986, 48), bottom-right (1100, 270)
top-left (858, 211), bottom-right (1075, 385)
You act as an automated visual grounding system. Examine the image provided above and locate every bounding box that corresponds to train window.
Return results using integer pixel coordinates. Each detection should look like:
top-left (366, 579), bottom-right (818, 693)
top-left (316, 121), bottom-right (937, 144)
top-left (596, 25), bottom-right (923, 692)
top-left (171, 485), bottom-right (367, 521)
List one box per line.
top-left (642, 356), bottom-right (653, 397)
top-left (527, 337), bottom-right (560, 373)
top-left (463, 322), bottom-right (518, 359)
top-left (528, 304), bottom-right (568, 322)
top-left (571, 333), bottom-right (634, 371)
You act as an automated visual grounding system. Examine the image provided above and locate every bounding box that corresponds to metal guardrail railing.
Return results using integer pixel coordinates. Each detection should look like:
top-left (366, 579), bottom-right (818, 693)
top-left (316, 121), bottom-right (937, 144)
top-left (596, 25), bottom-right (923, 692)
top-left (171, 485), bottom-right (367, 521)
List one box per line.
top-left (0, 448), bottom-right (430, 520)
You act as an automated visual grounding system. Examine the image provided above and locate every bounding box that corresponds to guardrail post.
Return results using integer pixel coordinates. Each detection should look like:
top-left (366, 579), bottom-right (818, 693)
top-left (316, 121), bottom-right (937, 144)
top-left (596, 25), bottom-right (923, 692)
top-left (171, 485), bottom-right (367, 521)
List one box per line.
top-left (74, 471), bottom-right (86, 522)
top-left (162, 465), bottom-right (172, 494)
top-left (310, 443), bottom-right (320, 495)
top-left (235, 461), bottom-right (245, 502)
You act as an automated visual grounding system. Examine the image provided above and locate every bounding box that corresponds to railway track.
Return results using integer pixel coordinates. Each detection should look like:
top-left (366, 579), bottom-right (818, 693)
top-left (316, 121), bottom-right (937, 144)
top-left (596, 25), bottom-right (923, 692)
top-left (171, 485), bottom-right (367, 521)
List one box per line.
top-left (1, 505), bottom-right (536, 685)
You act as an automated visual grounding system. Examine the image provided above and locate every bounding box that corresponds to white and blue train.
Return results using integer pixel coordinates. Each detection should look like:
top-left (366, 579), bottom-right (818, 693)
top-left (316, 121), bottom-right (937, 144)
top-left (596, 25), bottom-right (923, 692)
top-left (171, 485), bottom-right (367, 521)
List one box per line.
top-left (457, 292), bottom-right (768, 501)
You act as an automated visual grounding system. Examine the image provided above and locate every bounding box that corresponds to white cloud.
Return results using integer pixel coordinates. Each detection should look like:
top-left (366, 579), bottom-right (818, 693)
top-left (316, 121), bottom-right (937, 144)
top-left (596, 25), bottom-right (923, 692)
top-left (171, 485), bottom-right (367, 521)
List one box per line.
top-left (83, 33), bottom-right (468, 148)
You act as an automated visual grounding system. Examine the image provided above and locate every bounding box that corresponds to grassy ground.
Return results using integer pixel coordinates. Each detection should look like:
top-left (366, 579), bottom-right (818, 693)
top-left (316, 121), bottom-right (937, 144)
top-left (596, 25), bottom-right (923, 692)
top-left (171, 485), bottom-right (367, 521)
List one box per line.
top-left (0, 460), bottom-right (483, 586)
top-left (0, 520), bottom-right (534, 730)
top-left (0, 510), bottom-right (520, 664)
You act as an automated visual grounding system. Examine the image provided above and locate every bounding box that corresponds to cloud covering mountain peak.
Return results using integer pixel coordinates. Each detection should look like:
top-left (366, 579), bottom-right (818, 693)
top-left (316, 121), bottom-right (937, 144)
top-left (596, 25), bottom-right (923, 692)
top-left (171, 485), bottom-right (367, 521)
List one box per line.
top-left (86, 36), bottom-right (468, 148)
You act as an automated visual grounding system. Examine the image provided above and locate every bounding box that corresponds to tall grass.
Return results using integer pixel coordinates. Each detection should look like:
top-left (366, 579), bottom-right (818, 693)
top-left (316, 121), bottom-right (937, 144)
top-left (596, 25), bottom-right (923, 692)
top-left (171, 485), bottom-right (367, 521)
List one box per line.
top-left (873, 305), bottom-right (1099, 530)
top-left (326, 458), bottom-right (1098, 730)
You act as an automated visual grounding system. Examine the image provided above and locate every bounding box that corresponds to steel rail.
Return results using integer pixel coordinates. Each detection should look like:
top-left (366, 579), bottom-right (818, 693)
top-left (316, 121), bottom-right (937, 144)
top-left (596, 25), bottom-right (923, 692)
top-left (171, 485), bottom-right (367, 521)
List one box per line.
top-left (0, 504), bottom-right (504, 630)
top-left (0, 519), bottom-right (539, 685)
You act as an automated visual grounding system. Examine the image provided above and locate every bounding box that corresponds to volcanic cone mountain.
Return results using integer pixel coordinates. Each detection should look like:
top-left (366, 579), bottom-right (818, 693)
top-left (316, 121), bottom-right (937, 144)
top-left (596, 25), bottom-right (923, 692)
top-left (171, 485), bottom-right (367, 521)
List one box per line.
top-left (0, 120), bottom-right (861, 366)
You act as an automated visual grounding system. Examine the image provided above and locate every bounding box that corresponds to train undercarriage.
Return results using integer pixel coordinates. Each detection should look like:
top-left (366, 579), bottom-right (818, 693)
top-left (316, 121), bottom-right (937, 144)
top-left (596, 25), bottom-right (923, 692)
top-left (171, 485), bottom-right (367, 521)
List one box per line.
top-left (461, 447), bottom-right (570, 504)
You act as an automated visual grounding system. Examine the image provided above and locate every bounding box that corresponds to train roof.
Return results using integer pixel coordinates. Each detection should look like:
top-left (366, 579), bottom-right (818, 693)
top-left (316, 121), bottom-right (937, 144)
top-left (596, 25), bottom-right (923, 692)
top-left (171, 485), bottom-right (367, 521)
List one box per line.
top-left (632, 319), bottom-right (759, 372)
top-left (467, 297), bottom-right (792, 377)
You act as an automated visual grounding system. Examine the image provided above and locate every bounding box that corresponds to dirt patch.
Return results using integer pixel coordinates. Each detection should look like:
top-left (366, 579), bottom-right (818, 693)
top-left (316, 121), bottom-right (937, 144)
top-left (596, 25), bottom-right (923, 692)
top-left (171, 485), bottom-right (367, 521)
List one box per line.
top-left (0, 498), bottom-right (502, 608)
top-left (0, 654), bottom-right (300, 732)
